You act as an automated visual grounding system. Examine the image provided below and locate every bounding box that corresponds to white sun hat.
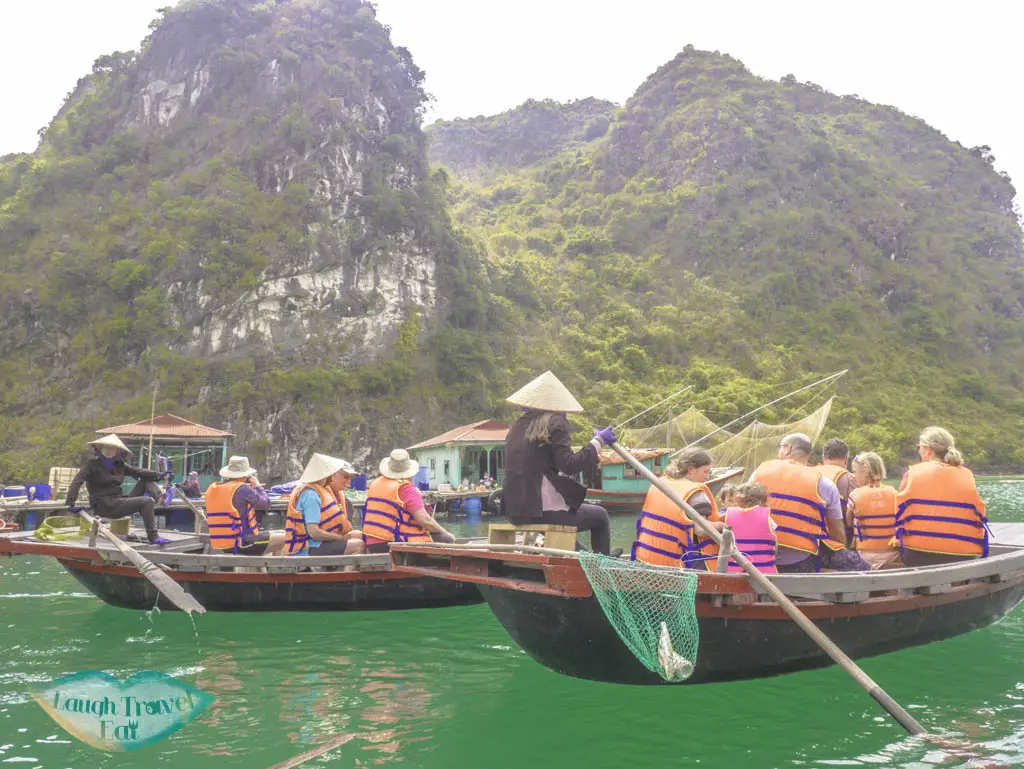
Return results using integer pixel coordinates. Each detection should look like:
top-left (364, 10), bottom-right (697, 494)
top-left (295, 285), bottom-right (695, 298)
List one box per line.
top-left (378, 449), bottom-right (420, 480)
top-left (506, 370), bottom-right (584, 413)
top-left (299, 453), bottom-right (357, 484)
top-left (89, 434), bottom-right (132, 456)
top-left (220, 455), bottom-right (256, 479)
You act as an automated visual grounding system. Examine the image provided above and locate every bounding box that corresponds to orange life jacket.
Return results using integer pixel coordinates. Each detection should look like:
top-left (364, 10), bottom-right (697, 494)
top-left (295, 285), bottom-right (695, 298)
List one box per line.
top-left (895, 461), bottom-right (988, 557)
top-left (818, 463), bottom-right (852, 512)
top-left (204, 480), bottom-right (259, 552)
top-left (362, 477), bottom-right (431, 544)
top-left (849, 484), bottom-right (897, 551)
top-left (755, 459), bottom-right (844, 556)
top-left (283, 483), bottom-right (351, 556)
top-left (631, 479), bottom-right (718, 568)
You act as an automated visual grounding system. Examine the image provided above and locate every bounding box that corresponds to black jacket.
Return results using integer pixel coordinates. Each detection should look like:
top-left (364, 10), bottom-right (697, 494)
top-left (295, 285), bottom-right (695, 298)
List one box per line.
top-left (503, 413), bottom-right (599, 522)
top-left (66, 457), bottom-right (162, 514)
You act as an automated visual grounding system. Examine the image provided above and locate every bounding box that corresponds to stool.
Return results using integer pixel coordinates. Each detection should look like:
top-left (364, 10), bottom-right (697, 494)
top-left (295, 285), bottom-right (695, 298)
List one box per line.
top-left (487, 523), bottom-right (577, 551)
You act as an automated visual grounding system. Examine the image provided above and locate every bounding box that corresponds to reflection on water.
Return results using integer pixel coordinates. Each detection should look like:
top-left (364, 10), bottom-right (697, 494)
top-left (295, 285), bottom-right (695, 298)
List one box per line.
top-left (1, 481), bottom-right (1024, 767)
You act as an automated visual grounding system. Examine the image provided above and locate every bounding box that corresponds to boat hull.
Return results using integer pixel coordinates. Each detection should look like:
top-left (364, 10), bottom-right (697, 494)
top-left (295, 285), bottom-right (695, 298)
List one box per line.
top-left (478, 578), bottom-right (1024, 685)
top-left (59, 559), bottom-right (482, 612)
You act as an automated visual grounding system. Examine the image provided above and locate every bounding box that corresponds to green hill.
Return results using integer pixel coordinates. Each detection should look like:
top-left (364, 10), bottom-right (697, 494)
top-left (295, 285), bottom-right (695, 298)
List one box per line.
top-left (428, 47), bottom-right (1024, 471)
top-left (1, 16), bottom-right (1021, 481)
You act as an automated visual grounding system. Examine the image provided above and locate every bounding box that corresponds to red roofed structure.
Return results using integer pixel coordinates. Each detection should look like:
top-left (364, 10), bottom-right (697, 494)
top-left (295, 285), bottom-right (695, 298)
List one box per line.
top-left (97, 414), bottom-right (233, 439)
top-left (408, 420), bottom-right (509, 490)
top-left (96, 415), bottom-right (232, 489)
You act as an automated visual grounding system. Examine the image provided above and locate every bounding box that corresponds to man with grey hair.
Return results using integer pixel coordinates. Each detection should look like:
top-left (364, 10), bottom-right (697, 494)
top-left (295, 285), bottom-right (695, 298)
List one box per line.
top-left (751, 433), bottom-right (870, 572)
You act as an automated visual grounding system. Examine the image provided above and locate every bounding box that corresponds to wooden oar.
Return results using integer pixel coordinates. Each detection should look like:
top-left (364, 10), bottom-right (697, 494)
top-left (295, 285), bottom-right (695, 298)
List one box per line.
top-left (609, 442), bottom-right (925, 735)
top-left (79, 511), bottom-right (206, 615)
top-left (172, 487), bottom-right (209, 534)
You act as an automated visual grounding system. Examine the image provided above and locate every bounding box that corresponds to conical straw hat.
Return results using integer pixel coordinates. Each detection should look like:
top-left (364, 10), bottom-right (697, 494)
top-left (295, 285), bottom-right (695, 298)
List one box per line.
top-left (89, 434), bottom-right (132, 456)
top-left (506, 371), bottom-right (583, 413)
top-left (299, 453), bottom-right (356, 484)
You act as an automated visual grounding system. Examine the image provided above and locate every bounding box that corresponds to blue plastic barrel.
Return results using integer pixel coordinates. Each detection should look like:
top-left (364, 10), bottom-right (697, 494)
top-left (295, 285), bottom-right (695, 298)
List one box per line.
top-left (464, 497), bottom-right (482, 516)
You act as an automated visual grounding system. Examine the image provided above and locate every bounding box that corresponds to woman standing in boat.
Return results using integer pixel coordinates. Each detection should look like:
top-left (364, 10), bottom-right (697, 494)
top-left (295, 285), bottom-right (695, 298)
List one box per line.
top-left (847, 452), bottom-right (902, 569)
top-left (65, 434), bottom-right (171, 546)
top-left (632, 447), bottom-right (721, 567)
top-left (896, 426), bottom-right (987, 567)
top-left (502, 371), bottom-right (616, 555)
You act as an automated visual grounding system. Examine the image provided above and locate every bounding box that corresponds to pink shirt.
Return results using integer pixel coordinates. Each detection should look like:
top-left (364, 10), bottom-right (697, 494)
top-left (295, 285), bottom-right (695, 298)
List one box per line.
top-left (366, 482), bottom-right (426, 546)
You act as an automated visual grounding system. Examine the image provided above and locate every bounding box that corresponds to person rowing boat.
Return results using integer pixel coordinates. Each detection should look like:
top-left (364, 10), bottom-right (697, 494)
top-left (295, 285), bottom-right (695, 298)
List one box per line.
top-left (65, 434), bottom-right (171, 547)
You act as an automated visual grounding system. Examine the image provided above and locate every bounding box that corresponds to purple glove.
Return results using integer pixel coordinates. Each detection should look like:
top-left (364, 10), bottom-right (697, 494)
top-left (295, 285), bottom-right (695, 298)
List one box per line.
top-left (67, 505), bottom-right (85, 514)
top-left (150, 536), bottom-right (172, 547)
top-left (594, 426), bottom-right (617, 446)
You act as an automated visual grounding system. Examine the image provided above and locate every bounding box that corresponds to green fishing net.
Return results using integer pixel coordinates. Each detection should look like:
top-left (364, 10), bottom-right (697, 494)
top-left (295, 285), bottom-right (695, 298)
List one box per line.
top-left (33, 516), bottom-right (84, 541)
top-left (577, 552), bottom-right (700, 682)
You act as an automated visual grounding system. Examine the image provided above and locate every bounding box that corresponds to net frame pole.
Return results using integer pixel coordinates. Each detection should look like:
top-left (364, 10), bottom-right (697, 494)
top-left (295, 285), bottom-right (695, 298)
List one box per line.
top-left (609, 442), bottom-right (926, 736)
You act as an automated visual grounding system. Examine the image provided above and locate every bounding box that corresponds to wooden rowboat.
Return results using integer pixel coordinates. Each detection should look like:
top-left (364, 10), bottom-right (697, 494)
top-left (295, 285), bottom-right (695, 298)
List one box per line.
top-left (586, 466), bottom-right (745, 515)
top-left (0, 528), bottom-right (481, 612)
top-left (391, 526), bottom-right (1024, 685)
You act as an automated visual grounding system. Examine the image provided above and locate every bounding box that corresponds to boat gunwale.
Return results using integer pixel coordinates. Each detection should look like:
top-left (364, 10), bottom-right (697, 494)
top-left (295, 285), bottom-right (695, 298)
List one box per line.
top-left (392, 542), bottom-right (1024, 603)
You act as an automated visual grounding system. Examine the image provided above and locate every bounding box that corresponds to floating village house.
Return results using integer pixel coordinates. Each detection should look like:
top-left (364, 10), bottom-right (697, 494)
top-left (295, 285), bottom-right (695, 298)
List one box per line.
top-left (96, 415), bottom-right (232, 492)
top-left (596, 448), bottom-right (673, 492)
top-left (408, 420), bottom-right (509, 490)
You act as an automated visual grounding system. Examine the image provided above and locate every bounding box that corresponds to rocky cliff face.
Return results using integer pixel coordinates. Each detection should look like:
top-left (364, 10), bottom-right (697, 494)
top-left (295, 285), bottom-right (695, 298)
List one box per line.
top-left (0, 0), bottom-right (483, 479)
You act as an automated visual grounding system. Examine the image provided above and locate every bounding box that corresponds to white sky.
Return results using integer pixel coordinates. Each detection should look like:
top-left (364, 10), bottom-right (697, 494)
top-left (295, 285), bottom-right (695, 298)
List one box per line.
top-left (2, 0), bottom-right (1022, 199)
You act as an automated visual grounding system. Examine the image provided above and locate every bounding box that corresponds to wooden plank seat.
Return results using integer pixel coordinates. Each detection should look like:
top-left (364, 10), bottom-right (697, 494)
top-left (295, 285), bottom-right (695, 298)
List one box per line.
top-left (487, 523), bottom-right (577, 551)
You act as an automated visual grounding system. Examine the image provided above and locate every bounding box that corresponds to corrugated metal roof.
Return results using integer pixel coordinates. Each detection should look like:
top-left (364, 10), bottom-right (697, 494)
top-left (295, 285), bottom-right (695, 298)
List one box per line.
top-left (96, 414), bottom-right (233, 440)
top-left (598, 448), bottom-right (673, 467)
top-left (409, 420), bottom-right (509, 450)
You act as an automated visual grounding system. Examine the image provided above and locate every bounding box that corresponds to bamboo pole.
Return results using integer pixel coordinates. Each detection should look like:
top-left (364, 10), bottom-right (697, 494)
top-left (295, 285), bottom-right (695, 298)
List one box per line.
top-left (173, 487), bottom-right (208, 535)
top-left (147, 380), bottom-right (159, 470)
top-left (79, 511), bottom-right (206, 615)
top-left (609, 441), bottom-right (925, 736)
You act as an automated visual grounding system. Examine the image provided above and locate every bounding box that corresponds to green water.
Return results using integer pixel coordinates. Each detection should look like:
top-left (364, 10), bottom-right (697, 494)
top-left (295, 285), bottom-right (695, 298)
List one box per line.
top-left (3, 482), bottom-right (1024, 767)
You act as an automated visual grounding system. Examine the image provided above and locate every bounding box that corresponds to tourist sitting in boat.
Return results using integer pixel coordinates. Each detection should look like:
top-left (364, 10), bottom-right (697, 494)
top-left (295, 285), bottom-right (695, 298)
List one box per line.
top-left (503, 371), bottom-right (616, 555)
top-left (284, 453), bottom-right (367, 556)
top-left (819, 438), bottom-right (854, 514)
top-left (895, 426), bottom-right (987, 567)
top-left (718, 483), bottom-right (739, 509)
top-left (751, 433), bottom-right (870, 572)
top-left (65, 434), bottom-right (172, 547)
top-left (362, 449), bottom-right (455, 553)
top-left (719, 482), bottom-right (777, 573)
top-left (632, 448), bottom-right (723, 568)
top-left (178, 471), bottom-right (202, 499)
top-left (205, 456), bottom-right (286, 556)
top-left (847, 452), bottom-right (901, 570)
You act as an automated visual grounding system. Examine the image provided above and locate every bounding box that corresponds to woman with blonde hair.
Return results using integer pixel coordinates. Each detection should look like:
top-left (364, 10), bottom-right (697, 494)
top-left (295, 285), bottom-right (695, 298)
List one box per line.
top-left (847, 452), bottom-right (901, 570)
top-left (896, 427), bottom-right (987, 567)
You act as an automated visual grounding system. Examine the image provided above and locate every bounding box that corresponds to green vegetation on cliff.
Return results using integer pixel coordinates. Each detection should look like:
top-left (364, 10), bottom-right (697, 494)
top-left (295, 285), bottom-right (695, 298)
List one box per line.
top-left (1, 22), bottom-right (1022, 480)
top-left (429, 47), bottom-right (1024, 472)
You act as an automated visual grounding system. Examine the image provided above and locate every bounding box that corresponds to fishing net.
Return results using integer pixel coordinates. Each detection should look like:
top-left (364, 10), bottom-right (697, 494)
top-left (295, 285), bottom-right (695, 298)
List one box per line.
top-left (577, 552), bottom-right (700, 682)
top-left (33, 516), bottom-right (84, 541)
top-left (710, 397), bottom-right (835, 478)
top-left (622, 406), bottom-right (733, 449)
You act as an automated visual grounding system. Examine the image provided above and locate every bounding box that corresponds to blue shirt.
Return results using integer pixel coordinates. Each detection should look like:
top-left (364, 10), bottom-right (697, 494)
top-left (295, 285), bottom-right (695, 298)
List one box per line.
top-left (297, 488), bottom-right (323, 553)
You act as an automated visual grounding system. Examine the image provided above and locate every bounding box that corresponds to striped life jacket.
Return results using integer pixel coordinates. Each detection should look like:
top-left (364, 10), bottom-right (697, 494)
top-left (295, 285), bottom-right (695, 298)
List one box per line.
top-left (283, 483), bottom-right (349, 556)
top-left (896, 461), bottom-right (988, 557)
top-left (818, 463), bottom-right (852, 513)
top-left (361, 477), bottom-right (431, 544)
top-left (849, 484), bottom-right (897, 551)
top-left (204, 480), bottom-right (259, 552)
top-left (721, 505), bottom-right (777, 574)
top-left (755, 459), bottom-right (844, 557)
top-left (631, 478), bottom-right (718, 568)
